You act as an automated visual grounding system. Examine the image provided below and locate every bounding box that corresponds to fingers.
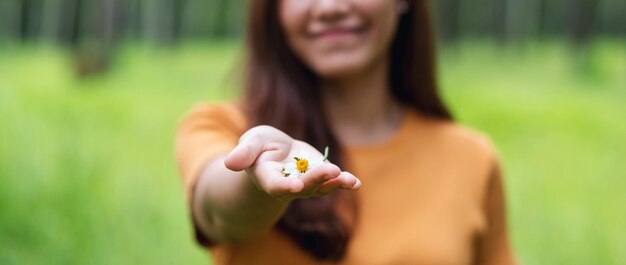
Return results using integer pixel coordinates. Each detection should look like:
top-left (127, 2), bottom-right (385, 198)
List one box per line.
top-left (251, 161), bottom-right (360, 201)
top-left (317, 171), bottom-right (361, 194)
top-left (224, 132), bottom-right (264, 171)
top-left (299, 163), bottom-right (342, 189)
top-left (225, 126), bottom-right (293, 171)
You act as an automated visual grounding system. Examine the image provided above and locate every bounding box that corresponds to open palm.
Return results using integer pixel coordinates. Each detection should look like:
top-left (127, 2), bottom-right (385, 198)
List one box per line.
top-left (224, 125), bottom-right (361, 201)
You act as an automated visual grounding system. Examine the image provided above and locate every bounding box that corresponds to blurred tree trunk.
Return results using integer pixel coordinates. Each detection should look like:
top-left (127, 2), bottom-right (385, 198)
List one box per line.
top-left (566, 0), bottom-right (601, 80)
top-left (19, 0), bottom-right (43, 41)
top-left (567, 0), bottom-right (598, 46)
top-left (492, 0), bottom-right (507, 42)
top-left (157, 0), bottom-right (186, 44)
top-left (537, 0), bottom-right (548, 38)
top-left (57, 0), bottom-right (79, 46)
top-left (74, 0), bottom-right (123, 77)
top-left (172, 0), bottom-right (186, 41)
top-left (436, 0), bottom-right (460, 43)
top-left (213, 0), bottom-right (229, 37)
top-left (0, 0), bottom-right (21, 41)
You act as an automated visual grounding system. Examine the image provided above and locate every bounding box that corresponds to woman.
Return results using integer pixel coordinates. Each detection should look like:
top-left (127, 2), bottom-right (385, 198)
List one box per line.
top-left (176, 0), bottom-right (517, 264)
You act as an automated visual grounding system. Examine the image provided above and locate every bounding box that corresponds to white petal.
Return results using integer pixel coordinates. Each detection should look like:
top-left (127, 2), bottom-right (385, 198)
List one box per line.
top-left (289, 171), bottom-right (300, 178)
top-left (309, 158), bottom-right (323, 168)
top-left (298, 151), bottom-right (310, 160)
top-left (284, 163), bottom-right (296, 172)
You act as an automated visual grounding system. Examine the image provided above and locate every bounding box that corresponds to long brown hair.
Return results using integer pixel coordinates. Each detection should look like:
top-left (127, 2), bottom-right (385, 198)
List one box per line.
top-left (242, 0), bottom-right (452, 261)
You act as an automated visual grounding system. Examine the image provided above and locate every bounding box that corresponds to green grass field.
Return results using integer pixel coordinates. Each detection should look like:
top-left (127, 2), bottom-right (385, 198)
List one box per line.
top-left (1, 40), bottom-right (625, 264)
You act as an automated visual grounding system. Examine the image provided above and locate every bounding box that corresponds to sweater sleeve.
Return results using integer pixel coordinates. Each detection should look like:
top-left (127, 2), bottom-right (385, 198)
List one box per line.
top-left (174, 102), bottom-right (246, 247)
top-left (474, 159), bottom-right (518, 265)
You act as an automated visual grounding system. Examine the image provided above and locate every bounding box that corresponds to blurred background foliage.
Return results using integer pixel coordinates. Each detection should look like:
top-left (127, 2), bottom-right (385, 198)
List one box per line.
top-left (0, 0), bottom-right (625, 264)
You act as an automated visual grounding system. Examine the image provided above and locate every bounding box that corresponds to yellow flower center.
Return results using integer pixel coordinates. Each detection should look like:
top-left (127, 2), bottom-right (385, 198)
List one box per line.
top-left (296, 159), bottom-right (309, 173)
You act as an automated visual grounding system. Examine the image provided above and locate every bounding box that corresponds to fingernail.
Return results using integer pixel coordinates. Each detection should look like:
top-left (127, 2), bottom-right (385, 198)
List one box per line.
top-left (352, 179), bottom-right (361, 189)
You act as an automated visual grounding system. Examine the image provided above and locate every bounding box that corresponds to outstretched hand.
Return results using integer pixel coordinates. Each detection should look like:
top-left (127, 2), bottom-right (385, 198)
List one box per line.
top-left (224, 125), bottom-right (361, 201)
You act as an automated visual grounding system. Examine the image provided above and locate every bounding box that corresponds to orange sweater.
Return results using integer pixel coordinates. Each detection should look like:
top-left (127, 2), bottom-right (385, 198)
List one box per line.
top-left (176, 102), bottom-right (517, 265)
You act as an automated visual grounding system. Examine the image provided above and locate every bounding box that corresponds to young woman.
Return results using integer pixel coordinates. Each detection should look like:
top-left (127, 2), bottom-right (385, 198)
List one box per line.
top-left (176, 0), bottom-right (517, 264)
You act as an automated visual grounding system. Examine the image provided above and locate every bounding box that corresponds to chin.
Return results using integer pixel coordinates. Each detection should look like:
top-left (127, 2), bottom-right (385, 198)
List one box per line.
top-left (311, 56), bottom-right (371, 79)
top-left (317, 67), bottom-right (362, 79)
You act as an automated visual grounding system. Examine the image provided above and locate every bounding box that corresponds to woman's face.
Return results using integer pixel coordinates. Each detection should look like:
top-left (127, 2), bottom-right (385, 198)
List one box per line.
top-left (279, 0), bottom-right (403, 78)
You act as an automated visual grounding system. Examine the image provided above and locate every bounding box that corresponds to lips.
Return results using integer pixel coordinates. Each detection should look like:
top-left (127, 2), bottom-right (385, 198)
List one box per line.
top-left (311, 25), bottom-right (366, 41)
top-left (316, 28), bottom-right (357, 38)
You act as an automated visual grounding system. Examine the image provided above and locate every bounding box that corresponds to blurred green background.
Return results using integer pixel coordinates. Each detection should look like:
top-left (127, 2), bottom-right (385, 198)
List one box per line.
top-left (1, 0), bottom-right (625, 264)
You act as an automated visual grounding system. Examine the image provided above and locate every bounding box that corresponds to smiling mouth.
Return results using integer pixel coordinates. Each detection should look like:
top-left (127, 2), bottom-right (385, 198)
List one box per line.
top-left (317, 29), bottom-right (357, 39)
top-left (312, 25), bottom-right (367, 41)
top-left (311, 24), bottom-right (367, 39)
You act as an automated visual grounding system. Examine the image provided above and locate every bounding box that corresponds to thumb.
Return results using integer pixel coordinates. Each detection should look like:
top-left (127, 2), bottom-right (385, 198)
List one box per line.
top-left (224, 132), bottom-right (264, 171)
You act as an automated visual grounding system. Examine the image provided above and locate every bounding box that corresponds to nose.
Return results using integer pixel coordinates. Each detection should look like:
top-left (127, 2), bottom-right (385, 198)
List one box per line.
top-left (311, 0), bottom-right (350, 21)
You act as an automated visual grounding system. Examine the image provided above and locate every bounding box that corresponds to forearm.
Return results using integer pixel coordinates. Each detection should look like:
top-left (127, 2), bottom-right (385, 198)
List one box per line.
top-left (192, 155), bottom-right (289, 243)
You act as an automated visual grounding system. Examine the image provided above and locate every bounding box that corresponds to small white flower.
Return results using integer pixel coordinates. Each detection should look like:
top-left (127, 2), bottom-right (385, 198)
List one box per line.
top-left (281, 147), bottom-right (329, 178)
